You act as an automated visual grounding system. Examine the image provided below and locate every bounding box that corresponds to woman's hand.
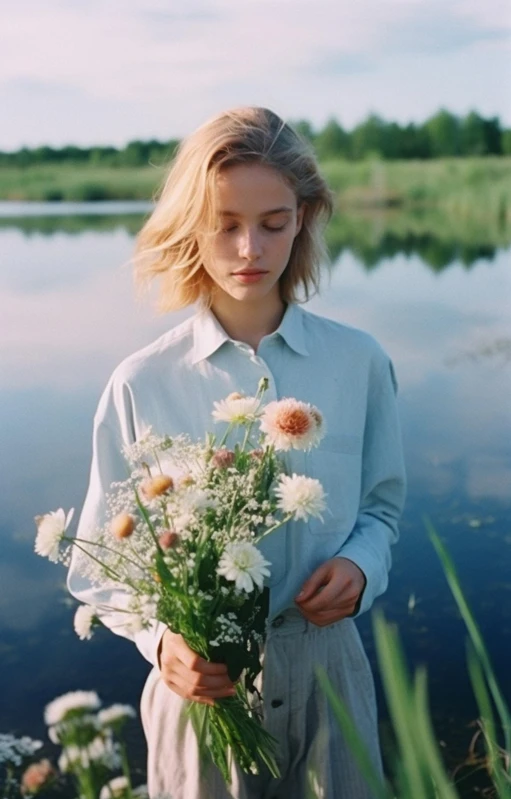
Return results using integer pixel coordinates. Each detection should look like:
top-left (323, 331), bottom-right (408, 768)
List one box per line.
top-left (294, 557), bottom-right (366, 626)
top-left (158, 629), bottom-right (237, 706)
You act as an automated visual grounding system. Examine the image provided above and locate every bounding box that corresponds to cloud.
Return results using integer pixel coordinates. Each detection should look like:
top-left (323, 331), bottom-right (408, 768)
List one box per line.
top-left (1, 0), bottom-right (510, 147)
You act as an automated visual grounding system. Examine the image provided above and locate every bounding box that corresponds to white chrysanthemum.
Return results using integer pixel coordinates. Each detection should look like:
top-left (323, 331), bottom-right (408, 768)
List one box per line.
top-left (260, 399), bottom-right (324, 451)
top-left (98, 704), bottom-right (136, 727)
top-left (44, 690), bottom-right (101, 725)
top-left (73, 605), bottom-right (97, 641)
top-left (275, 474), bottom-right (326, 522)
top-left (217, 543), bottom-right (271, 593)
top-left (212, 394), bottom-right (262, 424)
top-left (100, 776), bottom-right (130, 799)
top-left (34, 508), bottom-right (74, 563)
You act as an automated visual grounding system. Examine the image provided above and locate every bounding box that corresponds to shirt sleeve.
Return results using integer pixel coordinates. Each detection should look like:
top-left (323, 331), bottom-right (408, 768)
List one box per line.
top-left (66, 375), bottom-right (167, 667)
top-left (335, 356), bottom-right (406, 617)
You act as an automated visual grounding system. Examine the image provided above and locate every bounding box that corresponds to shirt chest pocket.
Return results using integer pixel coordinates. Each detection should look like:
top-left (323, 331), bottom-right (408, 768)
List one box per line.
top-left (305, 434), bottom-right (362, 536)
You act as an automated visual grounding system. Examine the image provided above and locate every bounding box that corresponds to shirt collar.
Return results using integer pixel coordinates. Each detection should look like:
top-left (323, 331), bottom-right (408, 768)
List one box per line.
top-left (191, 302), bottom-right (309, 365)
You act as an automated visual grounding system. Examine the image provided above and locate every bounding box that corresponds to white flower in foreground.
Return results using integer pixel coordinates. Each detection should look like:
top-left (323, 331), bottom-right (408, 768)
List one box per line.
top-left (34, 508), bottom-right (74, 563)
top-left (58, 746), bottom-right (84, 773)
top-left (100, 776), bottom-right (130, 799)
top-left (212, 394), bottom-right (262, 424)
top-left (260, 399), bottom-right (324, 451)
top-left (98, 704), bottom-right (136, 728)
top-left (217, 542), bottom-right (271, 593)
top-left (73, 605), bottom-right (97, 640)
top-left (275, 474), bottom-right (326, 522)
top-left (44, 690), bottom-right (101, 725)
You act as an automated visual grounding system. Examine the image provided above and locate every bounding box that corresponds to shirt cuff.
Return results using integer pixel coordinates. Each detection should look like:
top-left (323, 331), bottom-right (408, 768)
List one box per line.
top-left (335, 542), bottom-right (388, 618)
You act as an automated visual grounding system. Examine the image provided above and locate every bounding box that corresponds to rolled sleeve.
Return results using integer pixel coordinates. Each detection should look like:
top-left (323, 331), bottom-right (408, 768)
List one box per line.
top-left (336, 357), bottom-right (406, 617)
top-left (67, 379), bottom-right (168, 668)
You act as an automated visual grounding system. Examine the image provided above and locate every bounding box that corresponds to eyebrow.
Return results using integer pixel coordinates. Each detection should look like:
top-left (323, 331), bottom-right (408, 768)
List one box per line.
top-left (219, 206), bottom-right (294, 218)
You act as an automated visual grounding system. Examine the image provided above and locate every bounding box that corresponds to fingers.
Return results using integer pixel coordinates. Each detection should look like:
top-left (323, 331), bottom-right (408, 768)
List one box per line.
top-left (159, 630), bottom-right (236, 704)
top-left (295, 563), bottom-right (330, 603)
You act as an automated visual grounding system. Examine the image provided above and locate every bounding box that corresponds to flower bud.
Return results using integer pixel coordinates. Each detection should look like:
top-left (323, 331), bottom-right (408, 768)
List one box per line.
top-left (110, 513), bottom-right (135, 539)
top-left (211, 449), bottom-right (235, 469)
top-left (249, 449), bottom-right (265, 461)
top-left (227, 392), bottom-right (244, 401)
top-left (159, 530), bottom-right (179, 550)
top-left (141, 475), bottom-right (174, 500)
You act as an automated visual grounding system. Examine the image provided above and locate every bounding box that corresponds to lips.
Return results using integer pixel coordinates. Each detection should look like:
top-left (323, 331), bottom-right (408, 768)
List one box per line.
top-left (232, 269), bottom-right (269, 276)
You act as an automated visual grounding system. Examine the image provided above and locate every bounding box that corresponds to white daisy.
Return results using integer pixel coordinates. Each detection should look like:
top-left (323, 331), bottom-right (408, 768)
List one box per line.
top-left (44, 690), bottom-right (101, 726)
top-left (274, 474), bottom-right (326, 522)
top-left (217, 543), bottom-right (271, 593)
top-left (260, 399), bottom-right (324, 451)
top-left (98, 704), bottom-right (136, 728)
top-left (212, 394), bottom-right (262, 424)
top-left (100, 776), bottom-right (130, 799)
top-left (73, 605), bottom-right (97, 641)
top-left (34, 508), bottom-right (74, 563)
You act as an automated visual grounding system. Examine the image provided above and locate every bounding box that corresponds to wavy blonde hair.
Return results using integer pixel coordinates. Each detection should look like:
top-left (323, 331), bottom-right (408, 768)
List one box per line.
top-left (134, 107), bottom-right (334, 311)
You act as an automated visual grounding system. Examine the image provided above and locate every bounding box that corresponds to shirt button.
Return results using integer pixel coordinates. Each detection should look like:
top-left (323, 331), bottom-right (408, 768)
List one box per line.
top-left (271, 699), bottom-right (283, 708)
top-left (271, 615), bottom-right (285, 628)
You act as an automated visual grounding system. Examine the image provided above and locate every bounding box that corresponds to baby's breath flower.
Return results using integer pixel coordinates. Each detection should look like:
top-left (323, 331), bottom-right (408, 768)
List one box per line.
top-left (34, 508), bottom-right (74, 563)
top-left (0, 735), bottom-right (42, 767)
top-left (275, 474), bottom-right (326, 522)
top-left (217, 543), bottom-right (271, 593)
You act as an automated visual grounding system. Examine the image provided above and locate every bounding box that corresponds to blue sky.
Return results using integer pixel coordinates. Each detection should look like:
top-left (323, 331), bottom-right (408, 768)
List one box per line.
top-left (1, 0), bottom-right (510, 150)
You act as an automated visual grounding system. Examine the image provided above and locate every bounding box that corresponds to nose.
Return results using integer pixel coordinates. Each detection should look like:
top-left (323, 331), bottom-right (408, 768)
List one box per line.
top-left (238, 227), bottom-right (262, 262)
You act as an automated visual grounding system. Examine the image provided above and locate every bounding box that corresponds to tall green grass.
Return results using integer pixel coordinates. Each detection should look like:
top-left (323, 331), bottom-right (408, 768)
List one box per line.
top-left (315, 522), bottom-right (511, 798)
top-left (1, 159), bottom-right (510, 230)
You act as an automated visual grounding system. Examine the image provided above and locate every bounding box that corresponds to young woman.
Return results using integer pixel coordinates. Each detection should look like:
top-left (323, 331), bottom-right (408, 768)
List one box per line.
top-left (68, 107), bottom-right (406, 799)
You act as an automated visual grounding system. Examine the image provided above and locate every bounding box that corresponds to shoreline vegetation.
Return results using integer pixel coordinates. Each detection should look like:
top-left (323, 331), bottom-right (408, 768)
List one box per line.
top-left (1, 158), bottom-right (510, 228)
top-left (1, 109), bottom-right (510, 227)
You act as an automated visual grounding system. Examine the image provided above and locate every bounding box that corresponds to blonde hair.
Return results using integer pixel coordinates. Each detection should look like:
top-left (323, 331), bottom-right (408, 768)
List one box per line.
top-left (134, 107), bottom-right (334, 312)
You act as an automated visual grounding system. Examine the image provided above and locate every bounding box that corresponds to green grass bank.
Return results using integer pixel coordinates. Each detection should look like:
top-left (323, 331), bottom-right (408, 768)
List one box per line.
top-left (1, 157), bottom-right (510, 227)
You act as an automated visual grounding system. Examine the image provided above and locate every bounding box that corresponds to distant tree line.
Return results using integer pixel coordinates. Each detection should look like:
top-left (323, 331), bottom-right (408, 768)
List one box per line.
top-left (1, 110), bottom-right (510, 167)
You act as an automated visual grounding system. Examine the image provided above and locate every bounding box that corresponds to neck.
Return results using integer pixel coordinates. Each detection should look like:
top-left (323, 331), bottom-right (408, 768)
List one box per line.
top-left (210, 291), bottom-right (286, 351)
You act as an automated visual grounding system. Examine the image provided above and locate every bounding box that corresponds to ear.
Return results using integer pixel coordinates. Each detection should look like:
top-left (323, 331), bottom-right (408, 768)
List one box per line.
top-left (295, 203), bottom-right (305, 237)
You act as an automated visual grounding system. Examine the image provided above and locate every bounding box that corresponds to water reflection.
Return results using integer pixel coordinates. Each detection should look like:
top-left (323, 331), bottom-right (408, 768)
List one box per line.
top-left (0, 205), bottom-right (510, 794)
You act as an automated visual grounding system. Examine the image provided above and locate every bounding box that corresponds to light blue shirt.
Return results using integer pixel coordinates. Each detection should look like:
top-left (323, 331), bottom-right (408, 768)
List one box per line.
top-left (68, 302), bottom-right (406, 666)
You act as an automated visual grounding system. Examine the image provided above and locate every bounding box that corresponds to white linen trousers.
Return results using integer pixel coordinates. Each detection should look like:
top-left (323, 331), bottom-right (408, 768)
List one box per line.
top-left (140, 608), bottom-right (383, 799)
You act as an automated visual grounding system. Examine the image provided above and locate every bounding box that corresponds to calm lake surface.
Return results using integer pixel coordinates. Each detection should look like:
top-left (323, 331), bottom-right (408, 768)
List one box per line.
top-left (1, 202), bottom-right (510, 793)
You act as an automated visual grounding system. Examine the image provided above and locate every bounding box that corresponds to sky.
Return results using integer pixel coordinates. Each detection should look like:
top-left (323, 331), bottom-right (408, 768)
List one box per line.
top-left (1, 0), bottom-right (511, 151)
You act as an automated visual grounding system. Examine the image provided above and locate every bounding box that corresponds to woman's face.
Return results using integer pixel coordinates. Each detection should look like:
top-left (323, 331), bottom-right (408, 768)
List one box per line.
top-left (200, 162), bottom-right (303, 306)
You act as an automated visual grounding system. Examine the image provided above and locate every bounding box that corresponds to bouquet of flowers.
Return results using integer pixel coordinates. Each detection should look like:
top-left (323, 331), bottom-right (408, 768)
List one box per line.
top-left (34, 379), bottom-right (327, 782)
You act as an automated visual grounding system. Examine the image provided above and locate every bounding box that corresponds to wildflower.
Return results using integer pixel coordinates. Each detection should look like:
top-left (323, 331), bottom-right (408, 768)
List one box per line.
top-left (260, 399), bottom-right (324, 451)
top-left (158, 530), bottom-right (179, 549)
top-left (212, 394), bottom-right (262, 424)
top-left (274, 474), bottom-right (326, 522)
top-left (73, 604), bottom-right (97, 640)
top-left (99, 776), bottom-right (129, 799)
top-left (217, 543), bottom-right (271, 593)
top-left (58, 746), bottom-right (84, 772)
top-left (211, 449), bottom-right (236, 469)
top-left (21, 759), bottom-right (56, 795)
top-left (140, 474), bottom-right (174, 499)
top-left (34, 508), bottom-right (74, 563)
top-left (98, 704), bottom-right (136, 728)
top-left (44, 691), bottom-right (101, 725)
top-left (0, 735), bottom-right (42, 767)
top-left (110, 513), bottom-right (135, 539)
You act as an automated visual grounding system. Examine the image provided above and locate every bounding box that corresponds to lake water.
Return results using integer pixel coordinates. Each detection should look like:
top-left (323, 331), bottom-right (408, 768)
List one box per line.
top-left (1, 203), bottom-right (510, 794)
